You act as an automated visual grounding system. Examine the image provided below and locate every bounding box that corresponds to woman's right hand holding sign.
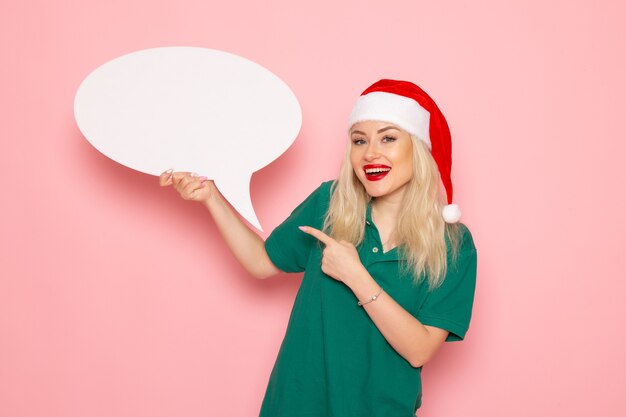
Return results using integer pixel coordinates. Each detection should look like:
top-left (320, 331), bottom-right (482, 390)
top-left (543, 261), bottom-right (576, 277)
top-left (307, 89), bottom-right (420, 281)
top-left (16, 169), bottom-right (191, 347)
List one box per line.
top-left (159, 169), bottom-right (215, 206)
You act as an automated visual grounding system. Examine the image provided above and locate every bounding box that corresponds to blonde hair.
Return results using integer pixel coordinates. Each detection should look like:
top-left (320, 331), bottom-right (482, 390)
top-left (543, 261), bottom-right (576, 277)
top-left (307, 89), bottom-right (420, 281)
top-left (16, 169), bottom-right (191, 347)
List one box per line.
top-left (323, 135), bottom-right (462, 289)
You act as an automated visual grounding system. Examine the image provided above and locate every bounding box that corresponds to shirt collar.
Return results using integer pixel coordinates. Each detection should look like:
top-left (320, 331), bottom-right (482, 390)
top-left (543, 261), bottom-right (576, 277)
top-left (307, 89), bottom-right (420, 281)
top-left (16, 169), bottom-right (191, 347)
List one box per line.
top-left (364, 202), bottom-right (406, 261)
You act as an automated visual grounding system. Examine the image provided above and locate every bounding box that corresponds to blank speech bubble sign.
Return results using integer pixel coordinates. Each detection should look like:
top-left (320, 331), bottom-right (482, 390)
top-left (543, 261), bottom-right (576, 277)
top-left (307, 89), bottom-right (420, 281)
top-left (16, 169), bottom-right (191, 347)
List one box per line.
top-left (74, 47), bottom-right (302, 230)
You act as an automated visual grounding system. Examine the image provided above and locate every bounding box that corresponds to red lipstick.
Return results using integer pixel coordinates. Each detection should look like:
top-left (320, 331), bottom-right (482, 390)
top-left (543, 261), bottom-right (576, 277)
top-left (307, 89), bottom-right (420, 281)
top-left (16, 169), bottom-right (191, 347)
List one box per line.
top-left (363, 164), bottom-right (391, 181)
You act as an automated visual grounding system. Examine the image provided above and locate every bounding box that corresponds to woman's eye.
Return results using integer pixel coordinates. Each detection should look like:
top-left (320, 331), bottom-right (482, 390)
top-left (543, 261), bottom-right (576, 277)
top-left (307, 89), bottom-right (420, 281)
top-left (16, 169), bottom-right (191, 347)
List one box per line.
top-left (352, 138), bottom-right (366, 145)
top-left (382, 136), bottom-right (397, 143)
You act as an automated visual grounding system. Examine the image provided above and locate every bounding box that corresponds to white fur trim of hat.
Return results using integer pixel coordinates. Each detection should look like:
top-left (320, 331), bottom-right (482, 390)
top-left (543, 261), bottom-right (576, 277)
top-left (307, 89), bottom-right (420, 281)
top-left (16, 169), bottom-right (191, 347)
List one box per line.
top-left (347, 91), bottom-right (432, 149)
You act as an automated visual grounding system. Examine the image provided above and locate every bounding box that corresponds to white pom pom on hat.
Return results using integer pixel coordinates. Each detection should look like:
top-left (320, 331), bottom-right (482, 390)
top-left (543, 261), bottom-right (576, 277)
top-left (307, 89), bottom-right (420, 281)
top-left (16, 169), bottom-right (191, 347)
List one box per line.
top-left (442, 204), bottom-right (462, 223)
top-left (348, 79), bottom-right (461, 223)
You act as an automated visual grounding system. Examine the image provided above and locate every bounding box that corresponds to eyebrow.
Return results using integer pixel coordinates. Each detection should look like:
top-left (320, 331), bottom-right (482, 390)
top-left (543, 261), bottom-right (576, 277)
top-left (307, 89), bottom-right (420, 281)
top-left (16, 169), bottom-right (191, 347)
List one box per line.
top-left (350, 126), bottom-right (400, 135)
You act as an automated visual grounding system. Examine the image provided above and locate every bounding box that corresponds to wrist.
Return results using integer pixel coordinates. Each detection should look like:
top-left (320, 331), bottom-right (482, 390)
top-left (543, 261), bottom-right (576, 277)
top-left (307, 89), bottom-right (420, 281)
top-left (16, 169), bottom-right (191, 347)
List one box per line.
top-left (203, 193), bottom-right (219, 211)
top-left (202, 183), bottom-right (222, 211)
top-left (344, 266), bottom-right (377, 294)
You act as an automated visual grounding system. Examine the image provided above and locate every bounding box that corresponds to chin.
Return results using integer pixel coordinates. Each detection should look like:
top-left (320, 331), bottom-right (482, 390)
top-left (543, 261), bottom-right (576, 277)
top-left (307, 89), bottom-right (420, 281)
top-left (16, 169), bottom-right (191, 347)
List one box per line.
top-left (360, 183), bottom-right (389, 198)
top-left (361, 179), bottom-right (411, 201)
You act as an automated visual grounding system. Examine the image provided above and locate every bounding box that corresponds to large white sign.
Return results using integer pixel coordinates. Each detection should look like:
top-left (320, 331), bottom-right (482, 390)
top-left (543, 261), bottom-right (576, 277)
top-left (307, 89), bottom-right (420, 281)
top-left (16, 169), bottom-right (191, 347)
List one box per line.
top-left (74, 47), bottom-right (302, 230)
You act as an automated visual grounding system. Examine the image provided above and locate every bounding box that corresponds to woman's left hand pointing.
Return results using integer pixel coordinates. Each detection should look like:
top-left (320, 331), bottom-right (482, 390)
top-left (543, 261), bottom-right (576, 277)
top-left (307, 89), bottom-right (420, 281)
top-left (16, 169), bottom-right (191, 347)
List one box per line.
top-left (299, 226), bottom-right (367, 285)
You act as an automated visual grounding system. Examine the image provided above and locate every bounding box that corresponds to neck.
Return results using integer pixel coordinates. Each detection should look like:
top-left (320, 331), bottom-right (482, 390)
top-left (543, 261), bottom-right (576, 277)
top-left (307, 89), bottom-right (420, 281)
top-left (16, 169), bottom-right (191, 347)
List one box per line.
top-left (371, 188), bottom-right (405, 219)
top-left (371, 196), bottom-right (402, 221)
top-left (371, 196), bottom-right (403, 250)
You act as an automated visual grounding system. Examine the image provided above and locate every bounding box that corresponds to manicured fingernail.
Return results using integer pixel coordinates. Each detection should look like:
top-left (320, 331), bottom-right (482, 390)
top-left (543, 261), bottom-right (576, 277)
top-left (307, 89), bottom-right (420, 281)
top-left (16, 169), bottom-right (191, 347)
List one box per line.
top-left (198, 176), bottom-right (207, 181)
top-left (165, 168), bottom-right (173, 173)
top-left (191, 172), bottom-right (199, 177)
top-left (298, 226), bottom-right (306, 231)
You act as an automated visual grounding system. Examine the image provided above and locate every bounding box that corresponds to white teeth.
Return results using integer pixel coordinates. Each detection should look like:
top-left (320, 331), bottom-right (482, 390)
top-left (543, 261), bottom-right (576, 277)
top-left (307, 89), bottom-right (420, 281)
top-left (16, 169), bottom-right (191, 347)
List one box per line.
top-left (365, 167), bottom-right (391, 174)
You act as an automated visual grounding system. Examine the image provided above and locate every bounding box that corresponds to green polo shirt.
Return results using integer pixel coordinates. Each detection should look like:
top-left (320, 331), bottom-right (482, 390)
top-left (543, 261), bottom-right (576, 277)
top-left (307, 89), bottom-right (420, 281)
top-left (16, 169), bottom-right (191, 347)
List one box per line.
top-left (260, 181), bottom-right (477, 417)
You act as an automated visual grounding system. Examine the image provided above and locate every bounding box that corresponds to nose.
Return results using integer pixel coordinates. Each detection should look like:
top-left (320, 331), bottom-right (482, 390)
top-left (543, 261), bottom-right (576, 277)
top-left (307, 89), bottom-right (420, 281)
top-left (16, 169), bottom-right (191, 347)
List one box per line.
top-left (364, 141), bottom-right (380, 161)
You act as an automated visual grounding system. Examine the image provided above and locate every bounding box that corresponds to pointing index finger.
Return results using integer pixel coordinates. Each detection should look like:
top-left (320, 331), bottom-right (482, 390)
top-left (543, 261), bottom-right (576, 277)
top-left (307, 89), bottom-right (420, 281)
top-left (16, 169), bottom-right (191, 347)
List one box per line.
top-left (299, 226), bottom-right (334, 245)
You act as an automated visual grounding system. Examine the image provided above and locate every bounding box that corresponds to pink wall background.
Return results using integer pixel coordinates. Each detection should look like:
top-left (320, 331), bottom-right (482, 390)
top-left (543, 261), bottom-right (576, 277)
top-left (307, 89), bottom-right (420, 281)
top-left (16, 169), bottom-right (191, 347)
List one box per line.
top-left (2, 0), bottom-right (625, 416)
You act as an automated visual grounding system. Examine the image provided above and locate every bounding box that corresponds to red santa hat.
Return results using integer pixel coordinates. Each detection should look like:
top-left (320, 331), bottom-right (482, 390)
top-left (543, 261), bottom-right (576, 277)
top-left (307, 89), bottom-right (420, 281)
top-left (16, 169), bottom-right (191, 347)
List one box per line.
top-left (348, 79), bottom-right (461, 223)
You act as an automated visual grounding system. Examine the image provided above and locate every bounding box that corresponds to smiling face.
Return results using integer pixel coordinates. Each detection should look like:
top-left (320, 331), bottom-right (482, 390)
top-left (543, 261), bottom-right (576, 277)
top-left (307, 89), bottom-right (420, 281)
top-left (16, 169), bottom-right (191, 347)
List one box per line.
top-left (349, 120), bottom-right (414, 202)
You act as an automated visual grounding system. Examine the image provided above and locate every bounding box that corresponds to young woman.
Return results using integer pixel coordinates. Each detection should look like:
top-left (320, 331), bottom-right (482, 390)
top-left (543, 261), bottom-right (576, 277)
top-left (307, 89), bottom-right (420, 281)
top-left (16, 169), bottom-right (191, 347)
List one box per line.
top-left (159, 79), bottom-right (477, 416)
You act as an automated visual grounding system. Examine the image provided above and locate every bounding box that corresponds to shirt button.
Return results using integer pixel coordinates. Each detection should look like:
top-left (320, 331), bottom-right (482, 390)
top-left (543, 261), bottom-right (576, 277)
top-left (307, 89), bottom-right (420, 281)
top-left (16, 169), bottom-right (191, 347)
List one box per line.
top-left (372, 247), bottom-right (379, 253)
